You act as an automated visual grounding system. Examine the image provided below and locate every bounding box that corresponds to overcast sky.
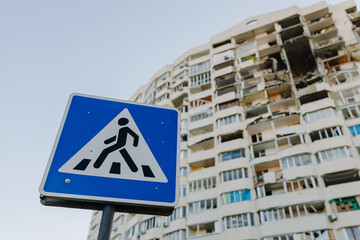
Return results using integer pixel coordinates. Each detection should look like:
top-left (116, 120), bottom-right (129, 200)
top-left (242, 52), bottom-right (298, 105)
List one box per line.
top-left (0, 0), bottom-right (355, 239)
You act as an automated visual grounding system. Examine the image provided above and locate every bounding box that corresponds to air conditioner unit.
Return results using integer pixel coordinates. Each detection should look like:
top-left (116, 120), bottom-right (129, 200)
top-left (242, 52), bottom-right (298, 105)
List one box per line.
top-left (141, 229), bottom-right (146, 234)
top-left (163, 222), bottom-right (169, 227)
top-left (328, 213), bottom-right (337, 222)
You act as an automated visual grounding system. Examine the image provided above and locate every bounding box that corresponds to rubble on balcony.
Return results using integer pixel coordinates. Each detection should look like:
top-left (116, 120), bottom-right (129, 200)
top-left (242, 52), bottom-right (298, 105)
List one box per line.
top-left (299, 90), bottom-right (328, 105)
top-left (313, 37), bottom-right (345, 59)
top-left (328, 64), bottom-right (359, 86)
top-left (323, 53), bottom-right (351, 72)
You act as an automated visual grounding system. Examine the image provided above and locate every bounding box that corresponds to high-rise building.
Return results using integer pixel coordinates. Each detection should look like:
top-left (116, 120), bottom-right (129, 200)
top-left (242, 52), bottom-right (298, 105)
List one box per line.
top-left (87, 1), bottom-right (360, 239)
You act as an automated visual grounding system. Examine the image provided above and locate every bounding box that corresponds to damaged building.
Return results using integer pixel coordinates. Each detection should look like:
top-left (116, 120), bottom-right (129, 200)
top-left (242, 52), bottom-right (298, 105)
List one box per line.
top-left (88, 1), bottom-right (360, 240)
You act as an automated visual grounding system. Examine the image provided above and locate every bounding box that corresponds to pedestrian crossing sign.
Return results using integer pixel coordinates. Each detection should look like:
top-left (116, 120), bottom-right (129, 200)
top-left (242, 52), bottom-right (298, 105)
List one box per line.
top-left (39, 93), bottom-right (180, 210)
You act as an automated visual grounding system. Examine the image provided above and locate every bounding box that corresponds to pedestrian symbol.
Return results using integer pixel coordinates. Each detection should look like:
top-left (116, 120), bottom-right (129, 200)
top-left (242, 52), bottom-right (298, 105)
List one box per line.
top-left (58, 108), bottom-right (168, 183)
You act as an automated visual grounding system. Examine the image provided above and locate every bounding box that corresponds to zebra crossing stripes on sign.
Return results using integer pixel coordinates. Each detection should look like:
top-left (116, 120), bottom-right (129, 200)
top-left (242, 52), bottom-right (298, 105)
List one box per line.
top-left (58, 108), bottom-right (168, 183)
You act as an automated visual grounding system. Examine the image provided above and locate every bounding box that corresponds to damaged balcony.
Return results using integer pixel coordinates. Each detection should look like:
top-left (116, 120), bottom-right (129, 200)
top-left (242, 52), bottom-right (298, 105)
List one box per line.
top-left (328, 68), bottom-right (359, 86)
top-left (215, 73), bottom-right (237, 89)
top-left (323, 170), bottom-right (360, 187)
top-left (214, 86), bottom-right (239, 104)
top-left (259, 201), bottom-right (326, 224)
top-left (267, 84), bottom-right (296, 113)
top-left (312, 36), bottom-right (345, 59)
top-left (256, 32), bottom-right (281, 59)
top-left (256, 176), bottom-right (320, 200)
top-left (238, 57), bottom-right (273, 78)
top-left (283, 35), bottom-right (318, 86)
top-left (322, 53), bottom-right (351, 72)
top-left (189, 157), bottom-right (215, 173)
top-left (253, 160), bottom-right (282, 185)
top-left (244, 90), bottom-right (268, 119)
top-left (307, 14), bottom-right (334, 36)
top-left (243, 76), bottom-right (265, 96)
top-left (250, 138), bottom-right (276, 159)
top-left (264, 70), bottom-right (288, 89)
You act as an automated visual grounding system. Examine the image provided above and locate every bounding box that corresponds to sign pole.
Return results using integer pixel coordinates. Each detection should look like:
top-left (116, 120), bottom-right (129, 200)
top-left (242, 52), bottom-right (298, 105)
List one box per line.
top-left (97, 204), bottom-right (115, 240)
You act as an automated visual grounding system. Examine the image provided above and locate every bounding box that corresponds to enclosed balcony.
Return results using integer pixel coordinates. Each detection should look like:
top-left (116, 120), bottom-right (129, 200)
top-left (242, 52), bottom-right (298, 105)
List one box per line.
top-left (212, 49), bottom-right (235, 67)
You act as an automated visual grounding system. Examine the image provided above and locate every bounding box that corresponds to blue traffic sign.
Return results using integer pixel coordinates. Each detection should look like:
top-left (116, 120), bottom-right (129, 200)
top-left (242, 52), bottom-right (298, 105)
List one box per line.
top-left (39, 93), bottom-right (180, 208)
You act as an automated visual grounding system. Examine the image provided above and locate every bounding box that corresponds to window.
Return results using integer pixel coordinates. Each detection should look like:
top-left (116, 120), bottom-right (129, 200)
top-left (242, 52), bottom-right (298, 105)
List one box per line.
top-left (173, 71), bottom-right (188, 83)
top-left (173, 82), bottom-right (188, 92)
top-left (188, 198), bottom-right (217, 214)
top-left (89, 224), bottom-right (99, 236)
top-left (188, 176), bottom-right (216, 193)
top-left (217, 100), bottom-right (240, 111)
top-left (343, 104), bottom-right (360, 120)
top-left (112, 215), bottom-right (124, 231)
top-left (309, 126), bottom-right (343, 141)
top-left (189, 60), bottom-right (210, 76)
top-left (349, 124), bottom-right (360, 136)
top-left (174, 59), bottom-right (188, 71)
top-left (285, 176), bottom-right (318, 193)
top-left (217, 114), bottom-right (241, 127)
top-left (220, 168), bottom-right (248, 182)
top-left (180, 167), bottom-right (187, 177)
top-left (220, 149), bottom-right (245, 162)
top-left (180, 120), bottom-right (188, 130)
top-left (264, 229), bottom-right (331, 240)
top-left (259, 202), bottom-right (325, 223)
top-left (145, 91), bottom-right (156, 104)
top-left (157, 82), bottom-right (170, 91)
top-left (223, 213), bottom-right (254, 230)
top-left (180, 186), bottom-right (187, 197)
top-left (164, 229), bottom-right (186, 240)
top-left (158, 71), bottom-right (171, 81)
top-left (156, 93), bottom-right (169, 103)
top-left (251, 133), bottom-right (262, 143)
top-left (180, 150), bottom-right (187, 159)
top-left (165, 207), bottom-right (186, 223)
top-left (342, 226), bottom-right (360, 240)
top-left (304, 108), bottom-right (336, 123)
top-left (145, 80), bottom-right (156, 97)
top-left (190, 72), bottom-right (211, 87)
top-left (142, 217), bottom-right (160, 231)
top-left (111, 234), bottom-right (121, 240)
top-left (187, 221), bottom-right (219, 237)
top-left (190, 109), bottom-right (213, 122)
top-left (125, 223), bottom-right (139, 240)
top-left (222, 189), bottom-right (251, 204)
top-left (316, 147), bottom-right (351, 163)
top-left (281, 154), bottom-right (312, 169)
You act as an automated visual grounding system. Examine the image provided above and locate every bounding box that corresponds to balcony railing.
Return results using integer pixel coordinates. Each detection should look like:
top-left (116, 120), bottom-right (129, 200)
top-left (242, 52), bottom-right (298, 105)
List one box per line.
top-left (329, 69), bottom-right (359, 85)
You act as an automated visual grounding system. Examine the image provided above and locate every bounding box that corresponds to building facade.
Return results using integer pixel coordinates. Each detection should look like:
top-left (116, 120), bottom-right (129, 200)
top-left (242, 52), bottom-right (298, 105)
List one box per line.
top-left (87, 1), bottom-right (360, 239)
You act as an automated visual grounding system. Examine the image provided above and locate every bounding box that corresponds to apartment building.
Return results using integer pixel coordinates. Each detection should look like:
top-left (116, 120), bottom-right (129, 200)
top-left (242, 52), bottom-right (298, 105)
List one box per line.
top-left (87, 1), bottom-right (360, 239)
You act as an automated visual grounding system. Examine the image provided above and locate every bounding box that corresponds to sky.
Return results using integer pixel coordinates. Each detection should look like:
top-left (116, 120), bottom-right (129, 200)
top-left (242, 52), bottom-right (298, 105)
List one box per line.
top-left (0, 0), bottom-right (356, 239)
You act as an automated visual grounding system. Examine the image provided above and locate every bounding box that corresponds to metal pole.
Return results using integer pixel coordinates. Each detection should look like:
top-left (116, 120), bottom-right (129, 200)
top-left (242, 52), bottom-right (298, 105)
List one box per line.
top-left (97, 204), bottom-right (115, 240)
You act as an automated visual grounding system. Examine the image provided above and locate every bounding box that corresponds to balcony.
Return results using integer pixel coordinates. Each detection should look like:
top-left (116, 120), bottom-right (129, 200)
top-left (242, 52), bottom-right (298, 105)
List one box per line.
top-left (215, 73), bottom-right (237, 89)
top-left (313, 37), bottom-right (345, 59)
top-left (213, 66), bottom-right (236, 80)
top-left (214, 87), bottom-right (239, 104)
top-left (308, 16), bottom-right (334, 34)
top-left (172, 87), bottom-right (188, 108)
top-left (328, 69), bottom-right (359, 87)
top-left (188, 132), bottom-right (214, 148)
top-left (316, 157), bottom-right (359, 176)
top-left (188, 148), bottom-right (215, 165)
top-left (256, 187), bottom-right (324, 210)
top-left (259, 214), bottom-right (330, 238)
